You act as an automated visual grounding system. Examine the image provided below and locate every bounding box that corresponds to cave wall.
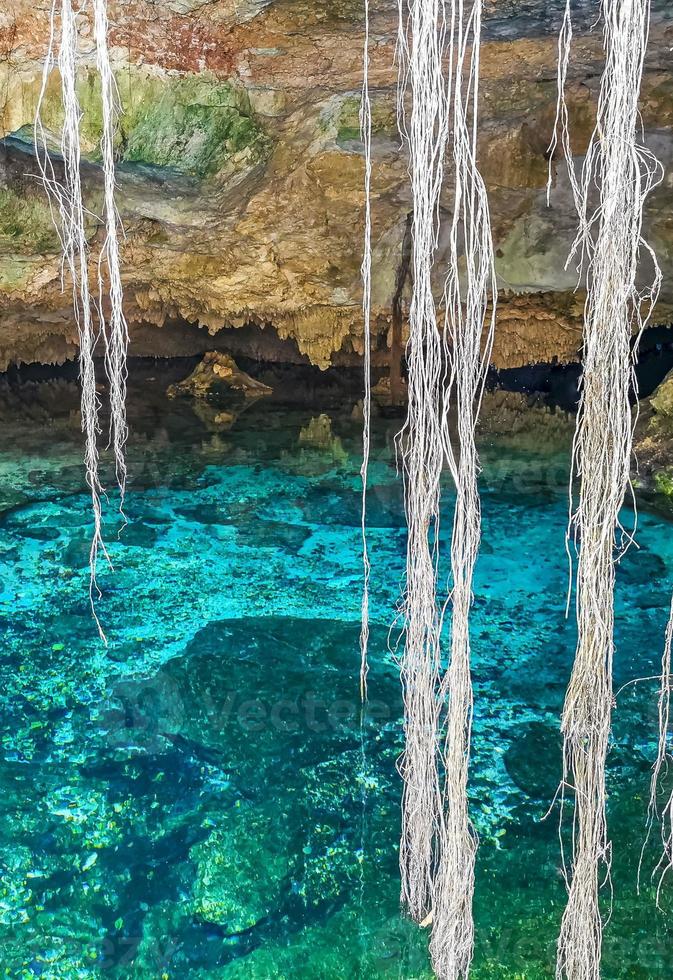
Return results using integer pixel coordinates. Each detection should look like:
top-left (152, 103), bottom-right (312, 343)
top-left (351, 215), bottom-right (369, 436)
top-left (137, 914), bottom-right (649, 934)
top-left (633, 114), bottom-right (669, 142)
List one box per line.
top-left (0, 0), bottom-right (672, 370)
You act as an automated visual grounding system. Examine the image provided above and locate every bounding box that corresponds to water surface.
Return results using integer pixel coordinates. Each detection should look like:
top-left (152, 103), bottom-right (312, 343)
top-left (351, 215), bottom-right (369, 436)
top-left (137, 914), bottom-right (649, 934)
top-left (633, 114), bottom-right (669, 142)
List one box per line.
top-left (0, 369), bottom-right (671, 978)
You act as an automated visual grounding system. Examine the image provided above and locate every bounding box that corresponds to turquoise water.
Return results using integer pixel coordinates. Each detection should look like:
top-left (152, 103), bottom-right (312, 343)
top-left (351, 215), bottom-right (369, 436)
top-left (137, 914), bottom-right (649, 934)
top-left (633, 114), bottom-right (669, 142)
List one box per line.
top-left (0, 371), bottom-right (672, 978)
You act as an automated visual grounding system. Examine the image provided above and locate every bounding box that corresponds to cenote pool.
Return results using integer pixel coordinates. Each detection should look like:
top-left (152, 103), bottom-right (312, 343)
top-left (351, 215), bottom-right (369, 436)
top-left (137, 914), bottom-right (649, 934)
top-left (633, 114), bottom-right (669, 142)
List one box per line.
top-left (1, 365), bottom-right (672, 978)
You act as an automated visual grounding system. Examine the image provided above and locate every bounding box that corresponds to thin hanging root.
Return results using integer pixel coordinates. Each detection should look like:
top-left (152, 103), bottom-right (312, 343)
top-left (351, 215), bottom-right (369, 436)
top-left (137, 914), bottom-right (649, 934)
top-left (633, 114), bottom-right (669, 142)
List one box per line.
top-left (548, 0), bottom-right (662, 976)
top-left (396, 0), bottom-right (450, 923)
top-left (359, 0), bottom-right (373, 702)
top-left (430, 0), bottom-right (495, 976)
top-left (93, 0), bottom-right (130, 508)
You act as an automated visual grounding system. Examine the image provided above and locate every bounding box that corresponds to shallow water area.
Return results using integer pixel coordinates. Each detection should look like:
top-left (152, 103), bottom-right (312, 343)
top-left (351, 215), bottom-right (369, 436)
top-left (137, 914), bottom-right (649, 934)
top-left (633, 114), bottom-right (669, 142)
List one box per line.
top-left (0, 366), bottom-right (672, 978)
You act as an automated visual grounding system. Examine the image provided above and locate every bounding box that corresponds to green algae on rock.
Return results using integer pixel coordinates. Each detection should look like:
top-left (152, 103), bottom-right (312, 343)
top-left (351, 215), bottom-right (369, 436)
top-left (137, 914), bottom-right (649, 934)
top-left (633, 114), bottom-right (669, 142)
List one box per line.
top-left (0, 189), bottom-right (59, 255)
top-left (13, 66), bottom-right (270, 179)
top-left (322, 93), bottom-right (397, 145)
top-left (121, 73), bottom-right (271, 177)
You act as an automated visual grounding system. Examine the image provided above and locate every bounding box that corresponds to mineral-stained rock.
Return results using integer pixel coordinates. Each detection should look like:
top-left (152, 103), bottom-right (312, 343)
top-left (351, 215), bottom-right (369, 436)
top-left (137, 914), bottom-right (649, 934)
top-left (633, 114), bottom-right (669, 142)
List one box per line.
top-left (1, 1), bottom-right (673, 370)
top-left (166, 351), bottom-right (272, 399)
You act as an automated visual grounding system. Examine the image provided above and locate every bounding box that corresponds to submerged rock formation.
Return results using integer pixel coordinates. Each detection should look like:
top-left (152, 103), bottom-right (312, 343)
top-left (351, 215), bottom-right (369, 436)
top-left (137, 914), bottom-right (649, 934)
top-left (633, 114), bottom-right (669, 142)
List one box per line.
top-left (0, 0), bottom-right (672, 370)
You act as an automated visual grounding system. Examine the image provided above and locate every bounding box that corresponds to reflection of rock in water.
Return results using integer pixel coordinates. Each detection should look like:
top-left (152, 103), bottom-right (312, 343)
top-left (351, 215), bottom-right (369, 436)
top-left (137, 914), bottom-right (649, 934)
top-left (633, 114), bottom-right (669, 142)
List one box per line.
top-left (478, 390), bottom-right (574, 450)
top-left (298, 414), bottom-right (341, 452)
top-left (280, 414), bottom-right (349, 475)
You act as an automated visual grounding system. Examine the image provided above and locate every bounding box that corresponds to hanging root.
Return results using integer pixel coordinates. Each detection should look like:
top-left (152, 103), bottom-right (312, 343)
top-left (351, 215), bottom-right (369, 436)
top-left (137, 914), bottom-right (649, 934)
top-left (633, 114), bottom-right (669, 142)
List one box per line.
top-left (557, 539), bottom-right (615, 980)
top-left (38, 0), bottom-right (109, 638)
top-left (359, 0), bottom-right (373, 701)
top-left (93, 0), bottom-right (129, 508)
top-left (396, 0), bottom-right (450, 923)
top-left (549, 0), bottom-right (662, 975)
top-left (645, 597), bottom-right (673, 901)
top-left (394, 0), bottom-right (494, 957)
top-left (429, 0), bottom-right (495, 975)
top-left (430, 588), bottom-right (479, 978)
top-left (35, 0), bottom-right (129, 639)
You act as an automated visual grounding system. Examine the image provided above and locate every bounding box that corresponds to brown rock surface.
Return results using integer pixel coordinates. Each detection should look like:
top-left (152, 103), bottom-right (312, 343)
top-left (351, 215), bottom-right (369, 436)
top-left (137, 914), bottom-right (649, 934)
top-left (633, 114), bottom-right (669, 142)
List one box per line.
top-left (1, 1), bottom-right (672, 369)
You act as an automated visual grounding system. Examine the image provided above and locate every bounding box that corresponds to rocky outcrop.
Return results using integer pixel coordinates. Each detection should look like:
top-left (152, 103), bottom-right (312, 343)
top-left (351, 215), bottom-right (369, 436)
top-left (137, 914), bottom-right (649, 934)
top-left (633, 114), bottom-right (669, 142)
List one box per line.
top-left (167, 351), bottom-right (273, 399)
top-left (634, 369), bottom-right (673, 504)
top-left (1, 1), bottom-right (672, 370)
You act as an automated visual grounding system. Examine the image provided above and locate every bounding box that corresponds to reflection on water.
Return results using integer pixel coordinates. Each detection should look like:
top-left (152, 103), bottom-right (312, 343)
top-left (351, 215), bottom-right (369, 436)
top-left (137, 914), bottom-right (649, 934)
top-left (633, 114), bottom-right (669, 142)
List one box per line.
top-left (0, 368), bottom-right (671, 977)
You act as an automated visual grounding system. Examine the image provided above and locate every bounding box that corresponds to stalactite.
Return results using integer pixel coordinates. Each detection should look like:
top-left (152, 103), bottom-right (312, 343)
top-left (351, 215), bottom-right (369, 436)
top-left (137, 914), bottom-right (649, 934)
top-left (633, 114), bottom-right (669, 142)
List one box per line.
top-left (35, 0), bottom-right (129, 638)
top-left (430, 0), bottom-right (496, 974)
top-left (548, 1), bottom-right (662, 976)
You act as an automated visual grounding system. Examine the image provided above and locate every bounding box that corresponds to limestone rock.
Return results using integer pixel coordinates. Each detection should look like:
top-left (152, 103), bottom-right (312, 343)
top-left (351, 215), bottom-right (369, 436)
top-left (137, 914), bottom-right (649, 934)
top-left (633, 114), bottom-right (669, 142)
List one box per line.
top-left (372, 372), bottom-right (407, 406)
top-left (166, 351), bottom-right (272, 400)
top-left (634, 369), bottom-right (673, 504)
top-left (1, 1), bottom-right (673, 369)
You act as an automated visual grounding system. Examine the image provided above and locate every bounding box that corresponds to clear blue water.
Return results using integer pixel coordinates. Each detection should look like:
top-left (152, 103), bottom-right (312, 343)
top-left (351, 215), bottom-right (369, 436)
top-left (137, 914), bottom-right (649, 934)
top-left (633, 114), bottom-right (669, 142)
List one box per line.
top-left (0, 372), bottom-right (672, 978)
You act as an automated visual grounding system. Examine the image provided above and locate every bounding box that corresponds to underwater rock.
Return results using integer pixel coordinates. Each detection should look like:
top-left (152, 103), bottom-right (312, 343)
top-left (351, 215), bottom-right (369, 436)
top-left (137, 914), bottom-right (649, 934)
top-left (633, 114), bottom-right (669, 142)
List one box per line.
top-left (191, 803), bottom-right (292, 932)
top-left (167, 352), bottom-right (273, 401)
top-left (617, 547), bottom-right (667, 586)
top-left (504, 722), bottom-right (562, 803)
top-left (235, 519), bottom-right (310, 554)
top-left (118, 521), bottom-right (161, 550)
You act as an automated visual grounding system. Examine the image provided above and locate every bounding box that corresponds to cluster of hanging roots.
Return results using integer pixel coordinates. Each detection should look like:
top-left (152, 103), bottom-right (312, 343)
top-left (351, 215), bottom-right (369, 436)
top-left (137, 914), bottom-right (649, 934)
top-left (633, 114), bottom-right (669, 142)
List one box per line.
top-left (35, 0), bottom-right (128, 641)
top-left (550, 0), bottom-right (663, 976)
top-left (392, 0), bottom-right (496, 976)
top-left (34, 0), bottom-right (673, 976)
top-left (357, 0), bottom-right (671, 978)
top-left (359, 0), bottom-right (373, 701)
top-left (431, 0), bottom-right (496, 965)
